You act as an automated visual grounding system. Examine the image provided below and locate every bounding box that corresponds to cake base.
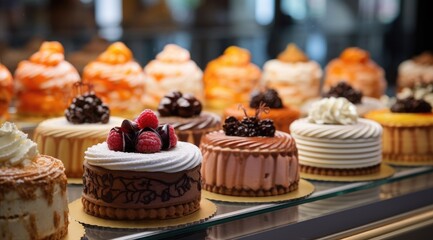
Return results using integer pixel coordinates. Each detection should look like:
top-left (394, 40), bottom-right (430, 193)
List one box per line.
top-left (202, 181), bottom-right (299, 197)
top-left (201, 179), bottom-right (314, 203)
top-left (300, 164), bottom-right (395, 182)
top-left (300, 164), bottom-right (381, 176)
top-left (69, 198), bottom-right (216, 230)
top-left (384, 159), bottom-right (433, 167)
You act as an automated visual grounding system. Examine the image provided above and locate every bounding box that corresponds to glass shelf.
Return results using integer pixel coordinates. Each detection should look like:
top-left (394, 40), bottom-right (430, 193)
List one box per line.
top-left (67, 165), bottom-right (433, 240)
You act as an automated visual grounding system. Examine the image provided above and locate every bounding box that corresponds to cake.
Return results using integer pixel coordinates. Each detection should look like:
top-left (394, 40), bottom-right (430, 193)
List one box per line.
top-left (261, 43), bottom-right (323, 106)
top-left (203, 46), bottom-right (261, 111)
top-left (82, 110), bottom-right (202, 220)
top-left (14, 41), bottom-right (80, 117)
top-left (397, 52), bottom-right (433, 90)
top-left (143, 44), bottom-right (203, 108)
top-left (201, 106), bottom-right (299, 196)
top-left (324, 47), bottom-right (387, 99)
top-left (301, 81), bottom-right (386, 117)
top-left (157, 91), bottom-right (220, 146)
top-left (34, 85), bottom-right (123, 178)
top-left (223, 88), bottom-right (300, 133)
top-left (365, 97), bottom-right (433, 163)
top-left (290, 97), bottom-right (383, 176)
top-left (82, 42), bottom-right (146, 117)
top-left (0, 64), bottom-right (13, 121)
top-left (0, 122), bottom-right (69, 240)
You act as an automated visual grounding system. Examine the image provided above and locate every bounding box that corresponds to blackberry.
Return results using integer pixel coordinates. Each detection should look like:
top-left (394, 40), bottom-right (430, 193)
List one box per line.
top-left (323, 82), bottom-right (362, 104)
top-left (157, 91), bottom-right (202, 117)
top-left (65, 92), bottom-right (110, 124)
top-left (249, 88), bottom-right (284, 109)
top-left (391, 97), bottom-right (432, 113)
top-left (223, 116), bottom-right (240, 136)
top-left (258, 119), bottom-right (276, 137)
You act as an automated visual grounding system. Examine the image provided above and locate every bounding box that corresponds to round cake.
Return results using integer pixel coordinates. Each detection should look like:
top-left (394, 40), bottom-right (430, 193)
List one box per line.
top-left (157, 91), bottom-right (220, 146)
top-left (365, 97), bottom-right (433, 163)
top-left (397, 52), bottom-right (433, 90)
top-left (0, 122), bottom-right (69, 240)
top-left (261, 43), bottom-right (323, 107)
top-left (81, 111), bottom-right (202, 220)
top-left (223, 88), bottom-right (300, 133)
top-left (201, 109), bottom-right (299, 197)
top-left (291, 97), bottom-right (383, 176)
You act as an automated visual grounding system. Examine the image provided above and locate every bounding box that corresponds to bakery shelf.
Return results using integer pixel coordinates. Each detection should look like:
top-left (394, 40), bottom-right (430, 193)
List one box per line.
top-left (67, 165), bottom-right (433, 239)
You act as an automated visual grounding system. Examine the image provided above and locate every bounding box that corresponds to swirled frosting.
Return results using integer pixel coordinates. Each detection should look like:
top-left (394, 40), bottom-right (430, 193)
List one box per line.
top-left (158, 112), bottom-right (220, 131)
top-left (15, 41), bottom-right (80, 90)
top-left (85, 141), bottom-right (201, 173)
top-left (0, 122), bottom-right (37, 166)
top-left (201, 130), bottom-right (295, 151)
top-left (308, 97), bottom-right (358, 125)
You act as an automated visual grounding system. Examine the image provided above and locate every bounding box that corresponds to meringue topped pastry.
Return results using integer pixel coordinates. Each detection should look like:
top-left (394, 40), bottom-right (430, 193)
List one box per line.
top-left (397, 52), bottom-right (433, 90)
top-left (201, 105), bottom-right (299, 196)
top-left (291, 97), bottom-right (383, 176)
top-left (144, 44), bottom-right (203, 109)
top-left (0, 122), bottom-right (69, 240)
top-left (0, 64), bottom-right (13, 121)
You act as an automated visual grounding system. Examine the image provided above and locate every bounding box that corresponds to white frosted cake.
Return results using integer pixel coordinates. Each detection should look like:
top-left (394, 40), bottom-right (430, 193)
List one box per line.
top-left (290, 97), bottom-right (383, 176)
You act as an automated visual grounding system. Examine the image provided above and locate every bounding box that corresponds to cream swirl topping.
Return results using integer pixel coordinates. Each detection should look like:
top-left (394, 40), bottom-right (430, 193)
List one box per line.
top-left (0, 122), bottom-right (38, 166)
top-left (308, 97), bottom-right (358, 125)
top-left (85, 141), bottom-right (201, 173)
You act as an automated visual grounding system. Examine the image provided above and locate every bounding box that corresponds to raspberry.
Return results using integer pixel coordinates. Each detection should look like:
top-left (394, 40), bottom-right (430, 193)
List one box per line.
top-left (135, 109), bottom-right (158, 129)
top-left (136, 131), bottom-right (162, 153)
top-left (168, 125), bottom-right (178, 148)
top-left (107, 128), bottom-right (123, 151)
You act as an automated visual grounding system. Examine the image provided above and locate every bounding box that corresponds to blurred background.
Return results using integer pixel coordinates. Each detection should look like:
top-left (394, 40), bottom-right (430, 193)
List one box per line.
top-left (0, 0), bottom-right (432, 92)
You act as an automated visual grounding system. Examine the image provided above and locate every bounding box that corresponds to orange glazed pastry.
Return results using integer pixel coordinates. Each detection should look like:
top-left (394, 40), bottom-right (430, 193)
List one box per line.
top-left (201, 107), bottom-right (299, 196)
top-left (324, 47), bottom-right (386, 99)
top-left (365, 97), bottom-right (433, 163)
top-left (15, 41), bottom-right (80, 117)
top-left (83, 42), bottom-right (145, 117)
top-left (223, 88), bottom-right (300, 133)
top-left (0, 122), bottom-right (69, 240)
top-left (0, 64), bottom-right (13, 121)
top-left (262, 44), bottom-right (323, 106)
top-left (204, 46), bottom-right (261, 111)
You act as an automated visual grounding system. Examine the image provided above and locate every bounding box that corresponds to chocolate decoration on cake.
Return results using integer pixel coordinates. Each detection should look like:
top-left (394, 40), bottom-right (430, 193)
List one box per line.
top-left (323, 81), bottom-right (363, 104)
top-left (223, 103), bottom-right (276, 137)
top-left (250, 88), bottom-right (283, 109)
top-left (65, 82), bottom-right (110, 124)
top-left (158, 91), bottom-right (202, 118)
top-left (391, 96), bottom-right (432, 113)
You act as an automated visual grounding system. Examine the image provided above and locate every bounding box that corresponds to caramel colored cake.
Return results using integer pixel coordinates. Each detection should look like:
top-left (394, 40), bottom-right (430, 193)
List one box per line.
top-left (365, 97), bottom-right (433, 163)
top-left (201, 109), bottom-right (299, 197)
top-left (324, 47), bottom-right (386, 99)
top-left (82, 111), bottom-right (202, 220)
top-left (157, 91), bottom-right (220, 146)
top-left (0, 64), bottom-right (13, 121)
top-left (261, 44), bottom-right (323, 106)
top-left (143, 44), bottom-right (203, 109)
top-left (14, 41), bottom-right (80, 117)
top-left (204, 46), bottom-right (261, 111)
top-left (290, 97), bottom-right (383, 176)
top-left (0, 122), bottom-right (69, 240)
top-left (397, 52), bottom-right (433, 90)
top-left (34, 87), bottom-right (123, 178)
top-left (223, 88), bottom-right (300, 133)
top-left (83, 42), bottom-right (146, 117)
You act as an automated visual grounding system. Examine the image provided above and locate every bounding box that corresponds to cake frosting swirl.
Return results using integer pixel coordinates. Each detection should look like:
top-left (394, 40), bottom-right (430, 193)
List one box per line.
top-left (85, 141), bottom-right (201, 173)
top-left (0, 122), bottom-right (37, 166)
top-left (308, 97), bottom-right (358, 125)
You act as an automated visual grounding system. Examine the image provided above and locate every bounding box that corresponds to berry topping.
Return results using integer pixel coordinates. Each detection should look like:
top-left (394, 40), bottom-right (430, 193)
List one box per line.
top-left (391, 97), bottom-right (432, 113)
top-left (106, 109), bottom-right (179, 153)
top-left (223, 103), bottom-right (276, 137)
top-left (250, 88), bottom-right (283, 109)
top-left (107, 127), bottom-right (123, 151)
top-left (136, 131), bottom-right (162, 153)
top-left (65, 82), bottom-right (110, 124)
top-left (158, 91), bottom-right (202, 118)
top-left (323, 81), bottom-right (363, 104)
top-left (135, 109), bottom-right (159, 129)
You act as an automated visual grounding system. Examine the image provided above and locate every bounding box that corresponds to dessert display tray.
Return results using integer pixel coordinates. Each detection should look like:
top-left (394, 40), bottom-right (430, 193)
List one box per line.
top-left (66, 166), bottom-right (433, 239)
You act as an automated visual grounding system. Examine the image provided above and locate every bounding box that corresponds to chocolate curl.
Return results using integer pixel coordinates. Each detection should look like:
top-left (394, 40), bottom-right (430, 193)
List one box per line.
top-left (238, 104), bottom-right (248, 118)
top-left (255, 102), bottom-right (270, 119)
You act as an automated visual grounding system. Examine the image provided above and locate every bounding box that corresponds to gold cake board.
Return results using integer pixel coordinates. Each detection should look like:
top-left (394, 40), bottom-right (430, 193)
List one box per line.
top-left (69, 198), bottom-right (216, 230)
top-left (63, 218), bottom-right (85, 240)
top-left (202, 179), bottom-right (314, 203)
top-left (384, 159), bottom-right (433, 167)
top-left (67, 178), bottom-right (82, 185)
top-left (300, 163), bottom-right (395, 182)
